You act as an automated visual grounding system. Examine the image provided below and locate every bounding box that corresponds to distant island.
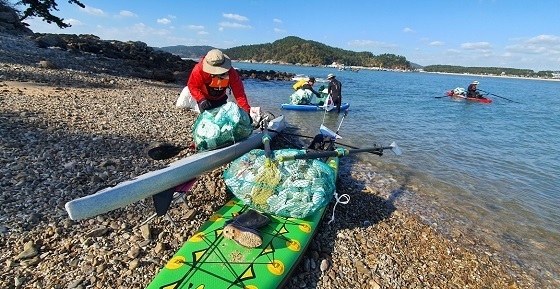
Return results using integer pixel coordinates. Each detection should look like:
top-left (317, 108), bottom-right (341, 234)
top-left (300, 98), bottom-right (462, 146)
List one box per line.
top-left (157, 36), bottom-right (412, 71)
top-left (157, 36), bottom-right (559, 80)
top-left (422, 65), bottom-right (558, 79)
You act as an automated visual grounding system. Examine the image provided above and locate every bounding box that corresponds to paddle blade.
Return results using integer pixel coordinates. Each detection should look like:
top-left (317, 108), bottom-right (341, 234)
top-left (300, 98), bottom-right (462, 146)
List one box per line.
top-left (145, 142), bottom-right (185, 160)
top-left (390, 142), bottom-right (402, 156)
top-left (320, 124), bottom-right (342, 139)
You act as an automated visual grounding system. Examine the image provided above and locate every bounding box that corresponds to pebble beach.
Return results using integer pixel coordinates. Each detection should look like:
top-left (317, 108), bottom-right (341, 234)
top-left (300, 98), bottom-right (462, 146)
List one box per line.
top-left (1, 33), bottom-right (555, 288)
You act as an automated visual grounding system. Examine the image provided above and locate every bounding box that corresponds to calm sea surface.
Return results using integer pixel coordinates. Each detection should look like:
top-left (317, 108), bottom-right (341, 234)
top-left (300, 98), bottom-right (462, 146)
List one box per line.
top-left (233, 62), bottom-right (560, 282)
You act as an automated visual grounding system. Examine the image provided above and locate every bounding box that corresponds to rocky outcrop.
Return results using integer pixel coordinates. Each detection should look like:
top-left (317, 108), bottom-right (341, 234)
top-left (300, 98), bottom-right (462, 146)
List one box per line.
top-left (237, 69), bottom-right (295, 81)
top-left (26, 33), bottom-right (196, 83)
top-left (0, 1), bottom-right (33, 35)
top-left (0, 3), bottom-right (293, 84)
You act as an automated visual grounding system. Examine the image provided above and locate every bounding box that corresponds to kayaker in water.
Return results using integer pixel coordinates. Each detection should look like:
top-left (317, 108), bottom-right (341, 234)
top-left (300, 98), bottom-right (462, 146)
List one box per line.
top-left (185, 49), bottom-right (252, 114)
top-left (327, 73), bottom-right (343, 112)
top-left (467, 80), bottom-right (483, 98)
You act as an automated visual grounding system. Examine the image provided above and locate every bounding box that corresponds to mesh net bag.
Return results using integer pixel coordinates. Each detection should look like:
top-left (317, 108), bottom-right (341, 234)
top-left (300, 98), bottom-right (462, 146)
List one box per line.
top-left (224, 149), bottom-right (336, 218)
top-left (192, 102), bottom-right (253, 151)
top-left (289, 89), bottom-right (313, 105)
top-left (453, 87), bottom-right (466, 95)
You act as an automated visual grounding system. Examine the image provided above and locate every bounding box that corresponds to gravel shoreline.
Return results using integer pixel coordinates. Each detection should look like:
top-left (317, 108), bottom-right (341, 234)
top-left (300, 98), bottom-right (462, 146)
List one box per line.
top-left (1, 33), bottom-right (556, 288)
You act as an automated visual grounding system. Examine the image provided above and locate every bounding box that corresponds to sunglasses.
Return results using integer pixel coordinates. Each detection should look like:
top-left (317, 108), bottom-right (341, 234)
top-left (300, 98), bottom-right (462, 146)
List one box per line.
top-left (212, 72), bottom-right (228, 78)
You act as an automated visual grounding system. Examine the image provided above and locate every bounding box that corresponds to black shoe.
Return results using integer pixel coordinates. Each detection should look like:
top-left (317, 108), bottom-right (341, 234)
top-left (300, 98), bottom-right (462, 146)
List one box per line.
top-left (225, 209), bottom-right (270, 229)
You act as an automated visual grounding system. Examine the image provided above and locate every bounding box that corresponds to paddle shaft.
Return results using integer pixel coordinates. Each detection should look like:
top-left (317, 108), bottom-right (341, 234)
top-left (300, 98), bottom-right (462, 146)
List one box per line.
top-left (478, 89), bottom-right (521, 103)
top-left (262, 121), bottom-right (273, 164)
top-left (279, 146), bottom-right (392, 161)
top-left (277, 131), bottom-right (388, 156)
top-left (335, 109), bottom-right (349, 134)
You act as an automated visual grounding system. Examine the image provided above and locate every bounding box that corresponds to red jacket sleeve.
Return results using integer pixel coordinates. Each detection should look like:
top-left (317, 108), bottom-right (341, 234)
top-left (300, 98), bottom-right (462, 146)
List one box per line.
top-left (227, 69), bottom-right (251, 114)
top-left (186, 62), bottom-right (206, 103)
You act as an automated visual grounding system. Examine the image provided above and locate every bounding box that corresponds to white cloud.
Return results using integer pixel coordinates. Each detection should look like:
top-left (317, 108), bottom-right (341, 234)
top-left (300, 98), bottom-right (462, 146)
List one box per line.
top-left (67, 19), bottom-right (83, 26)
top-left (274, 28), bottom-right (286, 33)
top-left (198, 31), bottom-right (209, 35)
top-left (219, 22), bottom-right (252, 29)
top-left (118, 10), bottom-right (137, 18)
top-left (525, 34), bottom-right (560, 44)
top-left (274, 18), bottom-right (282, 23)
top-left (348, 40), bottom-right (398, 49)
top-left (403, 27), bottom-right (414, 33)
top-left (461, 42), bottom-right (492, 50)
top-left (429, 41), bottom-right (444, 46)
top-left (223, 13), bottom-right (249, 21)
top-left (157, 18), bottom-right (171, 25)
top-left (80, 6), bottom-right (106, 17)
top-left (186, 25), bottom-right (204, 30)
top-left (89, 22), bottom-right (172, 45)
top-left (506, 34), bottom-right (560, 55)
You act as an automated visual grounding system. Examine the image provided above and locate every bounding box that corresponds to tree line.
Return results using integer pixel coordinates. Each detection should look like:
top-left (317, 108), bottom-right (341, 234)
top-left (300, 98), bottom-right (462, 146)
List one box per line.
top-left (223, 36), bottom-right (412, 70)
top-left (423, 65), bottom-right (556, 78)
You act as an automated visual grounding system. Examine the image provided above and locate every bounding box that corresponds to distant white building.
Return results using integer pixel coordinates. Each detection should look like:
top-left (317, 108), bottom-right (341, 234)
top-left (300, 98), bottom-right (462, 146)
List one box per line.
top-left (552, 72), bottom-right (560, 78)
top-left (327, 62), bottom-right (339, 68)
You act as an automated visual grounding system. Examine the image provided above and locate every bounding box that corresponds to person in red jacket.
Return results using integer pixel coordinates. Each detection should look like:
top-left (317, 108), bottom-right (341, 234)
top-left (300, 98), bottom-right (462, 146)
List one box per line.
top-left (187, 49), bottom-right (251, 114)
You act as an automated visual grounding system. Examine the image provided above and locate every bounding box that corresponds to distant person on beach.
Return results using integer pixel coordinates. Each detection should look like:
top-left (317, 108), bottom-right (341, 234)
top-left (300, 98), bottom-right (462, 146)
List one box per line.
top-left (182, 49), bottom-right (251, 114)
top-left (467, 80), bottom-right (482, 98)
top-left (327, 73), bottom-right (343, 112)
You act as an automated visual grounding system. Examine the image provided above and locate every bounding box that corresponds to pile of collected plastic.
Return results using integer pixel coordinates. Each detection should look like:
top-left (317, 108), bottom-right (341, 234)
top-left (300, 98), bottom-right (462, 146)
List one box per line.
top-left (289, 89), bottom-right (314, 105)
top-left (453, 87), bottom-right (466, 95)
top-left (224, 149), bottom-right (336, 218)
top-left (193, 102), bottom-right (253, 150)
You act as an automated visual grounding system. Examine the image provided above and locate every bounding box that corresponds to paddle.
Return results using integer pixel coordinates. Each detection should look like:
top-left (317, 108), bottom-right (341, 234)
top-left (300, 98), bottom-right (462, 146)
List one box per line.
top-left (278, 130), bottom-right (391, 156)
top-left (278, 142), bottom-right (401, 162)
top-left (477, 89), bottom-right (521, 103)
top-left (335, 109), bottom-right (349, 135)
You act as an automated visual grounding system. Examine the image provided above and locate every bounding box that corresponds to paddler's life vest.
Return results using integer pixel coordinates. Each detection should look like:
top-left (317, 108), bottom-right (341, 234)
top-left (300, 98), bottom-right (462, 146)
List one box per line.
top-left (293, 79), bottom-right (307, 91)
top-left (202, 74), bottom-right (230, 99)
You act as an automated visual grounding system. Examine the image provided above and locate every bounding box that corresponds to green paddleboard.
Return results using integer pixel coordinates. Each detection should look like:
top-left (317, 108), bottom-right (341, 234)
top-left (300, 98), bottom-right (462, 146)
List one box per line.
top-left (147, 157), bottom-right (339, 289)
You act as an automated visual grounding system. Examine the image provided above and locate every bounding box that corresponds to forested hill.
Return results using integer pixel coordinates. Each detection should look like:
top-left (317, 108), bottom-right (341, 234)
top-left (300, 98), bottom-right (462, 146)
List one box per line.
top-left (223, 36), bottom-right (411, 69)
top-left (157, 36), bottom-right (412, 70)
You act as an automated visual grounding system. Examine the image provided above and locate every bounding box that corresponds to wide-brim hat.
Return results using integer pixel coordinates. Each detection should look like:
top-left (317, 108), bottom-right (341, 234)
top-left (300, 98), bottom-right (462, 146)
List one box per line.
top-left (327, 73), bottom-right (335, 79)
top-left (472, 80), bottom-right (479, 85)
top-left (202, 49), bottom-right (232, 74)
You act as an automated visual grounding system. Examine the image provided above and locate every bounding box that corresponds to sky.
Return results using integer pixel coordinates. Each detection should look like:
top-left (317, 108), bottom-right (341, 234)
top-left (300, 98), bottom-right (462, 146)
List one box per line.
top-left (12, 0), bottom-right (560, 71)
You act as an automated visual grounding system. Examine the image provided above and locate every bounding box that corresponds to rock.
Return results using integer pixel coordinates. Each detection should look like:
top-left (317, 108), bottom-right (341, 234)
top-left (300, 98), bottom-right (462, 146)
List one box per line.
top-left (38, 60), bottom-right (58, 69)
top-left (320, 259), bottom-right (329, 272)
top-left (16, 241), bottom-right (38, 260)
top-left (128, 247), bottom-right (140, 258)
top-left (85, 227), bottom-right (109, 237)
top-left (154, 242), bottom-right (166, 254)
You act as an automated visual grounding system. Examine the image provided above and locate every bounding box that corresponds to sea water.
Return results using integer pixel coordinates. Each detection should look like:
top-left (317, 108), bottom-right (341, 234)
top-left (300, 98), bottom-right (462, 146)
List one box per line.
top-left (233, 62), bottom-right (560, 282)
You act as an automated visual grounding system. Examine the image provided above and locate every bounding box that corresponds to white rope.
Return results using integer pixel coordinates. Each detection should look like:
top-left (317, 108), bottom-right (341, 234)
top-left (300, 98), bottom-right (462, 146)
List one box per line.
top-left (321, 102), bottom-right (328, 126)
top-left (327, 191), bottom-right (350, 225)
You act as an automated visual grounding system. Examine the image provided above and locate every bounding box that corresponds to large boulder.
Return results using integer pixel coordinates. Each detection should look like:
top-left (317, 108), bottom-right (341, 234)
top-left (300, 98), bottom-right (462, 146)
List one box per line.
top-left (0, 2), bottom-right (33, 35)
